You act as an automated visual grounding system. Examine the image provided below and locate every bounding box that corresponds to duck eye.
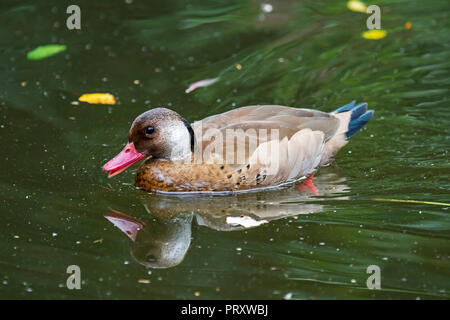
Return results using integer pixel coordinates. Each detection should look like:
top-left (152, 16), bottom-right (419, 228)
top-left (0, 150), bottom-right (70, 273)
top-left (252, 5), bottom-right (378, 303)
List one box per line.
top-left (145, 126), bottom-right (155, 135)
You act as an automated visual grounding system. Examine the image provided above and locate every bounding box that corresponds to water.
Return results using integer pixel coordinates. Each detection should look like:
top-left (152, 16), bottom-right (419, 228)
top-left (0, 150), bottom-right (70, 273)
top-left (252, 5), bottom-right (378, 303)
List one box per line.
top-left (0, 0), bottom-right (449, 299)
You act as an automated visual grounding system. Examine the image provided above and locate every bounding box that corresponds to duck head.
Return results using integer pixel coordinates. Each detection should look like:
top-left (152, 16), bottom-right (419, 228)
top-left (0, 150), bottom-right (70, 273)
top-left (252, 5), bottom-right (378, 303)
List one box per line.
top-left (102, 108), bottom-right (195, 178)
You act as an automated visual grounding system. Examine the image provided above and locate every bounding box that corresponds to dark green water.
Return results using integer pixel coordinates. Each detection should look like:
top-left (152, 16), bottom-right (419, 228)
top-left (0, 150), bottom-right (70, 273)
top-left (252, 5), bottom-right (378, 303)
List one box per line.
top-left (0, 0), bottom-right (449, 299)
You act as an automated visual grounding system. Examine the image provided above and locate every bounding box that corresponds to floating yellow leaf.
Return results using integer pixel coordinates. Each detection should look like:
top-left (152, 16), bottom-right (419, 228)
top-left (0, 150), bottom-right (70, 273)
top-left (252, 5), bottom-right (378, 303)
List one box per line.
top-left (347, 0), bottom-right (367, 13)
top-left (138, 279), bottom-right (150, 284)
top-left (405, 21), bottom-right (412, 30)
top-left (78, 93), bottom-right (116, 105)
top-left (362, 29), bottom-right (387, 40)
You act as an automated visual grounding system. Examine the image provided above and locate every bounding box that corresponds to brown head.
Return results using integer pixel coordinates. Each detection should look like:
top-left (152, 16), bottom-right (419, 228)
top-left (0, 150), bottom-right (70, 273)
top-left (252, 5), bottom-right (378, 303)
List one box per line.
top-left (102, 108), bottom-right (195, 178)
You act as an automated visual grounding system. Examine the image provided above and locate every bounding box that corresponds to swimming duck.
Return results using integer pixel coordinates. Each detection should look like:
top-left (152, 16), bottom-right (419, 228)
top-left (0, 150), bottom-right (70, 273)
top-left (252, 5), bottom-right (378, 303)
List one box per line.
top-left (102, 101), bottom-right (373, 193)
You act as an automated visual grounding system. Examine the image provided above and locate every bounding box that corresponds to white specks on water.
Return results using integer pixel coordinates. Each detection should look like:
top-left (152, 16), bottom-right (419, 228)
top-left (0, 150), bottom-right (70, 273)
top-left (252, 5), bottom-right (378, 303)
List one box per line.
top-left (52, 232), bottom-right (57, 237)
top-left (319, 242), bottom-right (325, 246)
top-left (124, 260), bottom-right (129, 265)
top-left (261, 4), bottom-right (273, 13)
top-left (351, 279), bottom-right (356, 284)
top-left (283, 292), bottom-right (293, 300)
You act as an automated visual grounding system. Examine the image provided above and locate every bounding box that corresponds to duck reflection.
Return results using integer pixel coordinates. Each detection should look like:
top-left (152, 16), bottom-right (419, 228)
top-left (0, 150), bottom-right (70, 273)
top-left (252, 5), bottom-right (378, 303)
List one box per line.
top-left (105, 172), bottom-right (349, 268)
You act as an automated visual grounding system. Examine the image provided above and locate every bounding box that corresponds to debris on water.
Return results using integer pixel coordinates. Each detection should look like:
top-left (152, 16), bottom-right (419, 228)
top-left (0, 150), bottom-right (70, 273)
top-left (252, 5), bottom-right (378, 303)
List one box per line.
top-left (374, 198), bottom-right (450, 206)
top-left (261, 3), bottom-right (273, 13)
top-left (27, 44), bottom-right (67, 60)
top-left (93, 239), bottom-right (103, 244)
top-left (185, 78), bottom-right (219, 93)
top-left (347, 0), bottom-right (367, 13)
top-left (78, 93), bottom-right (116, 105)
top-left (194, 291), bottom-right (200, 297)
top-left (362, 29), bottom-right (387, 40)
top-left (405, 21), bottom-right (412, 30)
top-left (138, 279), bottom-right (150, 284)
top-left (226, 216), bottom-right (268, 228)
top-left (235, 63), bottom-right (242, 70)
top-left (283, 292), bottom-right (293, 300)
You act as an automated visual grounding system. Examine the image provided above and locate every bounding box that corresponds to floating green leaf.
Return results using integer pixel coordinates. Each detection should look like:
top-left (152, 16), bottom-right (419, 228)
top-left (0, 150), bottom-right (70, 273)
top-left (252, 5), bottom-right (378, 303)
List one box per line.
top-left (27, 44), bottom-right (67, 60)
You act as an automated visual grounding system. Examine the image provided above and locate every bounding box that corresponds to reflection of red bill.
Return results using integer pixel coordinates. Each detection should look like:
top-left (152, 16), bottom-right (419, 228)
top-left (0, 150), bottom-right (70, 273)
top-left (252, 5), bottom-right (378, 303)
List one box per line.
top-left (102, 142), bottom-right (146, 178)
top-left (296, 173), bottom-right (318, 196)
top-left (104, 209), bottom-right (145, 242)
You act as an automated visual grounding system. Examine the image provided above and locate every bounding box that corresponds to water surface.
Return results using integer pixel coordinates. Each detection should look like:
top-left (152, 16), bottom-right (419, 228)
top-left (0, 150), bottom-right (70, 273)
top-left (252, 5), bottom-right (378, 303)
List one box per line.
top-left (0, 0), bottom-right (449, 299)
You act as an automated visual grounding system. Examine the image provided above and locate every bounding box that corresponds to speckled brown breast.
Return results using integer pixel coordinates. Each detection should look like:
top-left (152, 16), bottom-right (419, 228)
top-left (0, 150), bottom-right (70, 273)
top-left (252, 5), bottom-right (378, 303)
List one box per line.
top-left (135, 158), bottom-right (273, 193)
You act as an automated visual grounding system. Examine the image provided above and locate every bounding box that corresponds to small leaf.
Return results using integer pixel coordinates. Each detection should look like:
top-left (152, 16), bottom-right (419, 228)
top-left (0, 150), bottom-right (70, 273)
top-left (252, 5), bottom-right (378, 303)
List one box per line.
top-left (27, 44), bottom-right (67, 60)
top-left (78, 93), bottom-right (116, 105)
top-left (362, 29), bottom-right (387, 40)
top-left (347, 0), bottom-right (367, 13)
top-left (185, 78), bottom-right (219, 93)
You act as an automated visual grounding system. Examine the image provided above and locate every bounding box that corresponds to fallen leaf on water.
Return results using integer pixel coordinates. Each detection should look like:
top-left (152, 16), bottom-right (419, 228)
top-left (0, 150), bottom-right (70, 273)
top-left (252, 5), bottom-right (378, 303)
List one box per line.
top-left (138, 279), bottom-right (150, 284)
top-left (226, 216), bottom-right (268, 228)
top-left (79, 93), bottom-right (116, 105)
top-left (405, 21), bottom-right (412, 30)
top-left (185, 78), bottom-right (219, 93)
top-left (27, 44), bottom-right (67, 60)
top-left (362, 29), bottom-right (387, 40)
top-left (347, 0), bottom-right (367, 13)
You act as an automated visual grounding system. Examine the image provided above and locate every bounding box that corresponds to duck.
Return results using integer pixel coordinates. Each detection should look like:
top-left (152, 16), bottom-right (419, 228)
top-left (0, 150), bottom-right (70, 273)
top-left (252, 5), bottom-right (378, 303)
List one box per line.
top-left (102, 101), bottom-right (373, 193)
